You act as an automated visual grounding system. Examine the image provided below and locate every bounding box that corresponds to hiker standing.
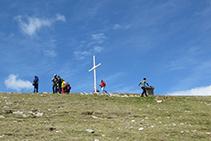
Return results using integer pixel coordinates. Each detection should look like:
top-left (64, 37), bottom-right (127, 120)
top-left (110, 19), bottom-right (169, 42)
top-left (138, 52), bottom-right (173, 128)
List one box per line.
top-left (99, 80), bottom-right (107, 93)
top-left (61, 80), bottom-right (66, 93)
top-left (52, 74), bottom-right (58, 93)
top-left (65, 82), bottom-right (71, 93)
top-left (138, 78), bottom-right (149, 97)
top-left (57, 76), bottom-right (62, 94)
top-left (33, 76), bottom-right (39, 93)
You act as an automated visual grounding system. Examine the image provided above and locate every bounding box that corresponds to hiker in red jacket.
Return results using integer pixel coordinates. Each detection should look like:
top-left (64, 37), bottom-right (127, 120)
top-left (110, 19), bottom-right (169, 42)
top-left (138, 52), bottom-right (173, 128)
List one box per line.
top-left (99, 80), bottom-right (107, 93)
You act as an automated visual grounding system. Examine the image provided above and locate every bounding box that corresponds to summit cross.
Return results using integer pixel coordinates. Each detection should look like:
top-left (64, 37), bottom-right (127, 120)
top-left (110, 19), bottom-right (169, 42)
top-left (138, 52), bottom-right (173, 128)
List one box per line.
top-left (89, 56), bottom-right (101, 92)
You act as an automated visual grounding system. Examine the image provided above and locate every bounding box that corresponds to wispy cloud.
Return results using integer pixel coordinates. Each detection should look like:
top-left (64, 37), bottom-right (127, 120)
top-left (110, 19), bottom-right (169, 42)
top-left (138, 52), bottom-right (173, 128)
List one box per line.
top-left (74, 33), bottom-right (105, 60)
top-left (43, 50), bottom-right (57, 57)
top-left (4, 74), bottom-right (33, 91)
top-left (74, 46), bottom-right (103, 60)
top-left (15, 14), bottom-right (66, 36)
top-left (91, 33), bottom-right (106, 43)
top-left (112, 24), bottom-right (130, 30)
top-left (167, 85), bottom-right (211, 96)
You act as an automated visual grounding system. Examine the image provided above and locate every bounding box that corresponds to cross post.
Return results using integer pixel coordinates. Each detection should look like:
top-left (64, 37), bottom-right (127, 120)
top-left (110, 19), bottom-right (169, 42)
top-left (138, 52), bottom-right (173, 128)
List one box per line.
top-left (89, 56), bottom-right (101, 92)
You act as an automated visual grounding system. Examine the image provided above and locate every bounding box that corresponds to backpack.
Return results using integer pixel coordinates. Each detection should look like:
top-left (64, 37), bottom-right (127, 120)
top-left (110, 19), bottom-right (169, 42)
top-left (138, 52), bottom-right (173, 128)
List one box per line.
top-left (33, 79), bottom-right (38, 86)
top-left (67, 85), bottom-right (71, 90)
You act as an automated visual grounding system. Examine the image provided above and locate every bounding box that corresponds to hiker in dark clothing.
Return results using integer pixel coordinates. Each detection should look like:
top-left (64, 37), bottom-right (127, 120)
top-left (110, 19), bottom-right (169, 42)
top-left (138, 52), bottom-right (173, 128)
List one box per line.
top-left (138, 78), bottom-right (149, 97)
top-left (33, 76), bottom-right (39, 93)
top-left (52, 74), bottom-right (58, 93)
top-left (57, 76), bottom-right (62, 94)
top-left (65, 82), bottom-right (71, 94)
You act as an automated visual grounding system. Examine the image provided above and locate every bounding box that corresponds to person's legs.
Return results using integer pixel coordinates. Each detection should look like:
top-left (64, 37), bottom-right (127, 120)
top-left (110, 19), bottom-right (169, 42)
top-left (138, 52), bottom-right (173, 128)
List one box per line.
top-left (141, 87), bottom-right (146, 97)
top-left (59, 85), bottom-right (61, 93)
top-left (62, 88), bottom-right (65, 93)
top-left (53, 84), bottom-right (57, 93)
top-left (36, 85), bottom-right (38, 93)
top-left (145, 92), bottom-right (148, 97)
top-left (34, 85), bottom-right (38, 93)
top-left (101, 87), bottom-right (104, 93)
top-left (101, 87), bottom-right (107, 93)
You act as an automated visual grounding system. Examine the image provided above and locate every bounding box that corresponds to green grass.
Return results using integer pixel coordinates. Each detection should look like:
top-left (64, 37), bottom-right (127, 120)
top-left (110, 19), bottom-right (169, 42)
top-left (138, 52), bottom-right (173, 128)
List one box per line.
top-left (0, 92), bottom-right (211, 140)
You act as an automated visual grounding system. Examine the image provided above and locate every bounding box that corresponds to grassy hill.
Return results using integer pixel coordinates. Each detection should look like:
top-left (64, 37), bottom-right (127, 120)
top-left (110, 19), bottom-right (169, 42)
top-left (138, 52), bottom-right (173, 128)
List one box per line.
top-left (0, 92), bottom-right (211, 140)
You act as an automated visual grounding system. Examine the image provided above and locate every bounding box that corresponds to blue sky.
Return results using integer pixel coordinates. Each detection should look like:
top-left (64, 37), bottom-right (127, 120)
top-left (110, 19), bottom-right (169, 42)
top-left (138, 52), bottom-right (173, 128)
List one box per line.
top-left (1, 0), bottom-right (211, 95)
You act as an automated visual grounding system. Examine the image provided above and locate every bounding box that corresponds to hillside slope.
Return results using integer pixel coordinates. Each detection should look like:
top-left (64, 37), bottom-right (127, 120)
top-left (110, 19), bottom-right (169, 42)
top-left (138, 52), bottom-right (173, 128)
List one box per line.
top-left (0, 92), bottom-right (211, 140)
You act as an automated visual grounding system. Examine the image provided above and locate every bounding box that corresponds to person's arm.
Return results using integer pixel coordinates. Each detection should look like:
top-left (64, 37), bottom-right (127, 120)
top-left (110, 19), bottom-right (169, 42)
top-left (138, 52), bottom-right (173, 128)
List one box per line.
top-left (146, 81), bottom-right (149, 86)
top-left (137, 82), bottom-right (141, 87)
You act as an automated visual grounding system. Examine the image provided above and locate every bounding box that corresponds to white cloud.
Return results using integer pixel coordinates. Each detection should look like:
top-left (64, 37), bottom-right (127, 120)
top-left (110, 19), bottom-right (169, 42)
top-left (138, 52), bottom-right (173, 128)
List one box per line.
top-left (43, 50), bottom-right (57, 57)
top-left (15, 14), bottom-right (66, 36)
top-left (112, 24), bottom-right (131, 30)
top-left (94, 46), bottom-right (103, 53)
top-left (55, 14), bottom-right (66, 22)
top-left (74, 33), bottom-right (105, 60)
top-left (74, 50), bottom-right (91, 60)
top-left (167, 85), bottom-right (211, 96)
top-left (74, 46), bottom-right (103, 60)
top-left (113, 24), bottom-right (121, 30)
top-left (91, 33), bottom-right (106, 43)
top-left (4, 74), bottom-right (33, 91)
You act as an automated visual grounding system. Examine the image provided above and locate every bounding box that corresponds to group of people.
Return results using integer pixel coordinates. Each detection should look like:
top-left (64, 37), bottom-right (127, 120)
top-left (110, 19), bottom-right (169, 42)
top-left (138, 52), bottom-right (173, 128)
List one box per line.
top-left (52, 74), bottom-right (71, 94)
top-left (33, 74), bottom-right (150, 97)
top-left (32, 74), bottom-right (71, 94)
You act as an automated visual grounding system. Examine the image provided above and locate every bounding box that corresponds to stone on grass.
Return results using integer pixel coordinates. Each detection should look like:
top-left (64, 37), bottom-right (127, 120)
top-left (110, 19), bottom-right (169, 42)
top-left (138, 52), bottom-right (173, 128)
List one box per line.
top-left (92, 116), bottom-right (98, 119)
top-left (139, 127), bottom-right (144, 131)
top-left (13, 111), bottom-right (24, 115)
top-left (86, 129), bottom-right (95, 133)
top-left (34, 112), bottom-right (44, 117)
top-left (0, 115), bottom-right (5, 118)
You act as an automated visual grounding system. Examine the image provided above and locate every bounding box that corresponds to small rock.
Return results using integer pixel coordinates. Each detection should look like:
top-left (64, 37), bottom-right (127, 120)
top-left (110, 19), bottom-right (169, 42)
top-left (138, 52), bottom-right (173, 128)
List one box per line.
top-left (13, 111), bottom-right (24, 115)
top-left (0, 115), bottom-right (5, 118)
top-left (156, 100), bottom-right (162, 103)
top-left (139, 127), bottom-right (144, 131)
top-left (6, 102), bottom-right (13, 105)
top-left (27, 111), bottom-right (33, 114)
top-left (86, 129), bottom-right (95, 133)
top-left (34, 112), bottom-right (44, 117)
top-left (92, 116), bottom-right (98, 119)
top-left (3, 106), bottom-right (8, 108)
top-left (22, 114), bottom-right (28, 118)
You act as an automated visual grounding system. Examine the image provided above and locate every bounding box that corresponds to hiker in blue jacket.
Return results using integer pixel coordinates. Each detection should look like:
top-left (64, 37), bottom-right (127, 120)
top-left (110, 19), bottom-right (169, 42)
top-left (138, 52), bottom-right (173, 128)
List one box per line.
top-left (138, 78), bottom-right (149, 97)
top-left (33, 76), bottom-right (39, 93)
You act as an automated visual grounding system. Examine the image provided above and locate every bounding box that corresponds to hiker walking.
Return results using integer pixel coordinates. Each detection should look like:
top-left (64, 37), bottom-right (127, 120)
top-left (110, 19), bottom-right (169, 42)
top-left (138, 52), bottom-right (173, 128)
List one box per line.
top-left (138, 78), bottom-right (149, 97)
top-left (33, 76), bottom-right (39, 93)
top-left (99, 80), bottom-right (107, 93)
top-left (52, 74), bottom-right (58, 93)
